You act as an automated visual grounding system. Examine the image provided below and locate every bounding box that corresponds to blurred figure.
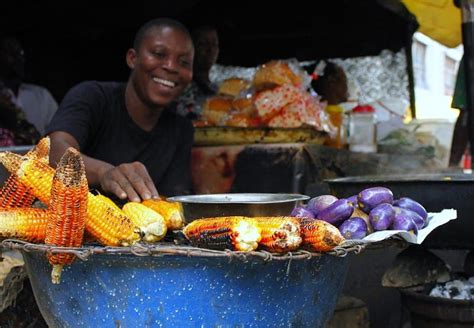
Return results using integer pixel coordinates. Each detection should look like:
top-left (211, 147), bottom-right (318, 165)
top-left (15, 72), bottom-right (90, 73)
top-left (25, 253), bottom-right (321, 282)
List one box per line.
top-left (0, 88), bottom-right (40, 146)
top-left (177, 25), bottom-right (219, 119)
top-left (0, 36), bottom-right (58, 135)
top-left (310, 61), bottom-right (349, 149)
top-left (311, 61), bottom-right (349, 105)
top-left (449, 56), bottom-right (468, 166)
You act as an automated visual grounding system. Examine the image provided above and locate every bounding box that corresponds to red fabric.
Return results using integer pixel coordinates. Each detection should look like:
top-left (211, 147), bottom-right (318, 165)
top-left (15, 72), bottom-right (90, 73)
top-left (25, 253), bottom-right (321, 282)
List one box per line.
top-left (0, 128), bottom-right (16, 146)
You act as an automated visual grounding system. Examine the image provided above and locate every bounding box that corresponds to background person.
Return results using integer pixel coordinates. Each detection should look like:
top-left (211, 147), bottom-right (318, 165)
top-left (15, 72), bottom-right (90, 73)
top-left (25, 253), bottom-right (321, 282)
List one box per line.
top-left (176, 25), bottom-right (219, 119)
top-left (0, 36), bottom-right (58, 136)
top-left (449, 56), bottom-right (468, 166)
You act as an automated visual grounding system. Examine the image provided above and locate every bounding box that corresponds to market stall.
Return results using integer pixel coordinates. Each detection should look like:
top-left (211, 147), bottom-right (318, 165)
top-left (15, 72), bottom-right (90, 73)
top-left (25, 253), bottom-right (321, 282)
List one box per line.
top-left (0, 1), bottom-right (469, 327)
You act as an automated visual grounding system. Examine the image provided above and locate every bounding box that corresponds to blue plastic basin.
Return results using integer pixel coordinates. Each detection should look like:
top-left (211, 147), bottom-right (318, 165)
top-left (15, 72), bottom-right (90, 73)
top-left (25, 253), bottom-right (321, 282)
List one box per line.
top-left (23, 251), bottom-right (349, 327)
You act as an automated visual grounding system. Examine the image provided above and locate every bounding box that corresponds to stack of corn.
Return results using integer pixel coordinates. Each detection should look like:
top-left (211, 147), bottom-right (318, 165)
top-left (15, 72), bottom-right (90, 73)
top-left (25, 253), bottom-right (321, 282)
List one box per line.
top-left (183, 216), bottom-right (344, 253)
top-left (0, 142), bottom-right (140, 246)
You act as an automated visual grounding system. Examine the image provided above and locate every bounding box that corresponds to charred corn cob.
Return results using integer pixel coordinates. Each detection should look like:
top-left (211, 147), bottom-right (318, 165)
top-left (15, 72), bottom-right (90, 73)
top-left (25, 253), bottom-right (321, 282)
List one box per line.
top-left (300, 219), bottom-right (345, 252)
top-left (0, 151), bottom-right (139, 246)
top-left (122, 202), bottom-right (167, 243)
top-left (141, 199), bottom-right (184, 230)
top-left (0, 152), bottom-right (55, 203)
top-left (46, 148), bottom-right (88, 284)
top-left (254, 217), bottom-right (302, 252)
top-left (0, 175), bottom-right (36, 209)
top-left (0, 208), bottom-right (48, 242)
top-left (183, 217), bottom-right (261, 252)
top-left (0, 137), bottom-right (51, 209)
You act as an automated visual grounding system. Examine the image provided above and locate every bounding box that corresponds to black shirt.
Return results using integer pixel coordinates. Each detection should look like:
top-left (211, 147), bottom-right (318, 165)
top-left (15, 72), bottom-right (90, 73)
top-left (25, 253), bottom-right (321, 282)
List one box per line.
top-left (46, 81), bottom-right (194, 196)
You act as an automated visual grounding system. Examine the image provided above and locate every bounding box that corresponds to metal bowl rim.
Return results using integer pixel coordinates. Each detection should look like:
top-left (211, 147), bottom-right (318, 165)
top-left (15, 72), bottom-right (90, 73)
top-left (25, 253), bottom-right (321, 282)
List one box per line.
top-left (326, 173), bottom-right (474, 184)
top-left (167, 193), bottom-right (309, 204)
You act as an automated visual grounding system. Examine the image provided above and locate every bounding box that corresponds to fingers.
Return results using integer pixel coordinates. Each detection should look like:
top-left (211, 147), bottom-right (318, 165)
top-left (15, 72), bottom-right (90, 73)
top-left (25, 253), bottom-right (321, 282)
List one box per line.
top-left (100, 162), bottom-right (158, 202)
top-left (134, 164), bottom-right (159, 199)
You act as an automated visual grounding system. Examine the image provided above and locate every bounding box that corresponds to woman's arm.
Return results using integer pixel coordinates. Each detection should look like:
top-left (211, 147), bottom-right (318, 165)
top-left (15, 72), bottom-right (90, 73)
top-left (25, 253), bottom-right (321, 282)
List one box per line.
top-left (49, 131), bottom-right (158, 202)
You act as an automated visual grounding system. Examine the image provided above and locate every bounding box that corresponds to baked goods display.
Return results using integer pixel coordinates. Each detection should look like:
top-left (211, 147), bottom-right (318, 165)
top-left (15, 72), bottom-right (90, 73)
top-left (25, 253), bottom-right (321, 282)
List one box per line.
top-left (195, 60), bottom-right (325, 130)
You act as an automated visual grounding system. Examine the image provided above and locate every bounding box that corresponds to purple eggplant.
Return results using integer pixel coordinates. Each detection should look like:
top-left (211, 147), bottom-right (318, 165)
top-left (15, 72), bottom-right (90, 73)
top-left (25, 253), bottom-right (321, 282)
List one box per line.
top-left (358, 187), bottom-right (394, 214)
top-left (391, 210), bottom-right (419, 234)
top-left (393, 197), bottom-right (428, 221)
top-left (291, 206), bottom-right (316, 219)
top-left (394, 207), bottom-right (425, 229)
top-left (317, 198), bottom-right (354, 225)
top-left (351, 207), bottom-right (373, 233)
top-left (346, 195), bottom-right (359, 207)
top-left (307, 195), bottom-right (338, 216)
top-left (369, 203), bottom-right (395, 231)
top-left (338, 217), bottom-right (368, 239)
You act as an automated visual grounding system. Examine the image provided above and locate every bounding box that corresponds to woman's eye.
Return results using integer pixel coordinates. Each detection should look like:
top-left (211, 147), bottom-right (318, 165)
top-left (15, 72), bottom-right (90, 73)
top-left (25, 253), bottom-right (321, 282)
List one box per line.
top-left (180, 59), bottom-right (192, 68)
top-left (153, 52), bottom-right (166, 58)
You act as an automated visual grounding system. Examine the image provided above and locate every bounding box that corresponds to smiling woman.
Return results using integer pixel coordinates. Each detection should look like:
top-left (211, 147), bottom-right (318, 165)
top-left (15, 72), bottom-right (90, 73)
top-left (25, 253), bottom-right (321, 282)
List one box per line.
top-left (126, 22), bottom-right (194, 130)
top-left (46, 18), bottom-right (196, 202)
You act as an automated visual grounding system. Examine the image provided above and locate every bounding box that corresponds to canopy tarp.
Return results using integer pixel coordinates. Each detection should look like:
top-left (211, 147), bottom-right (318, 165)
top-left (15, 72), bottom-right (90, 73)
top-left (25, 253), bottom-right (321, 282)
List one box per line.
top-left (177, 0), bottom-right (419, 66)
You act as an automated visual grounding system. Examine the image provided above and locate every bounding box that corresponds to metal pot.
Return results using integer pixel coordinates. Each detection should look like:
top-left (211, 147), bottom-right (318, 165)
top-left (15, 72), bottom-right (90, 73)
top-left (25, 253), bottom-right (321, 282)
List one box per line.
top-left (23, 249), bottom-right (347, 327)
top-left (400, 285), bottom-right (474, 328)
top-left (167, 193), bottom-right (309, 223)
top-left (326, 174), bottom-right (474, 249)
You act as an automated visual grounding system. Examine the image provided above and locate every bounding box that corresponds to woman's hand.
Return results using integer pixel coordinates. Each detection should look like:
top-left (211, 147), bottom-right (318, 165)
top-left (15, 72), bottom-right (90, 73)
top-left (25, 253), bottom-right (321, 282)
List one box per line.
top-left (98, 162), bottom-right (159, 202)
top-left (49, 131), bottom-right (159, 202)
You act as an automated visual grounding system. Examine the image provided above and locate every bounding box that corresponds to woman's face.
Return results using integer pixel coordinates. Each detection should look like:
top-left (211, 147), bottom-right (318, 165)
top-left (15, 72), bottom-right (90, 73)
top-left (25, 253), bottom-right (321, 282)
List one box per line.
top-left (127, 26), bottom-right (194, 109)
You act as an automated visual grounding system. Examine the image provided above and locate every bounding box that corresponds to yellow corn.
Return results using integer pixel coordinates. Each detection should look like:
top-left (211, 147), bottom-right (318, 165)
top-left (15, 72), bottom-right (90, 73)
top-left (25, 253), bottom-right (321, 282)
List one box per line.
top-left (46, 148), bottom-right (88, 284)
top-left (28, 136), bottom-right (50, 163)
top-left (183, 217), bottom-right (261, 252)
top-left (0, 151), bottom-right (139, 246)
top-left (95, 194), bottom-right (121, 210)
top-left (141, 199), bottom-right (184, 230)
top-left (0, 208), bottom-right (48, 242)
top-left (122, 202), bottom-right (167, 243)
top-left (300, 219), bottom-right (345, 252)
top-left (0, 152), bottom-right (55, 203)
top-left (253, 217), bottom-right (302, 253)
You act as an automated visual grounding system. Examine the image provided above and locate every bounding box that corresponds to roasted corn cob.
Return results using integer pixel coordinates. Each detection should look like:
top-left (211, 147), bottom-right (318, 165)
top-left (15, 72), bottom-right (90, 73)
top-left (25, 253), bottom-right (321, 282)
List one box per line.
top-left (86, 196), bottom-right (140, 246)
top-left (122, 202), bottom-right (167, 243)
top-left (0, 137), bottom-right (50, 209)
top-left (183, 217), bottom-right (261, 252)
top-left (30, 137), bottom-right (51, 162)
top-left (0, 151), bottom-right (139, 246)
top-left (141, 199), bottom-right (184, 230)
top-left (0, 152), bottom-right (55, 203)
top-left (253, 217), bottom-right (302, 252)
top-left (95, 194), bottom-right (121, 210)
top-left (0, 208), bottom-right (48, 242)
top-left (46, 148), bottom-right (88, 284)
top-left (0, 175), bottom-right (36, 209)
top-left (300, 219), bottom-right (345, 252)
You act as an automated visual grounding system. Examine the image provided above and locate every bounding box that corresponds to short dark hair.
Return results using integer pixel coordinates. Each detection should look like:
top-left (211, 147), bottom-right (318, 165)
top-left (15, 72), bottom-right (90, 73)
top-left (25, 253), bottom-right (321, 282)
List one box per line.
top-left (191, 25), bottom-right (218, 41)
top-left (133, 18), bottom-right (191, 50)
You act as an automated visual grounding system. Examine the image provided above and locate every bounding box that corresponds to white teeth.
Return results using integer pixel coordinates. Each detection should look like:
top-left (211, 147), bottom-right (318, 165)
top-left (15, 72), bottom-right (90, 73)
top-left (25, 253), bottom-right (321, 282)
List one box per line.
top-left (153, 77), bottom-right (175, 88)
